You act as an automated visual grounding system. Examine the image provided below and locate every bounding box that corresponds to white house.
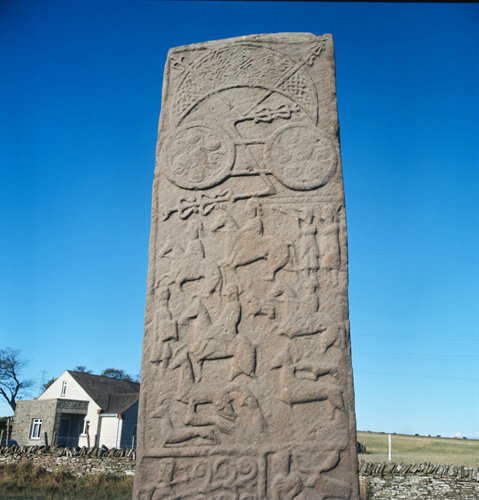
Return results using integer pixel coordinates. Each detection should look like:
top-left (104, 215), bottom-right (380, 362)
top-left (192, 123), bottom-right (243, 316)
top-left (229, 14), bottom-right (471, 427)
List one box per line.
top-left (12, 370), bottom-right (140, 449)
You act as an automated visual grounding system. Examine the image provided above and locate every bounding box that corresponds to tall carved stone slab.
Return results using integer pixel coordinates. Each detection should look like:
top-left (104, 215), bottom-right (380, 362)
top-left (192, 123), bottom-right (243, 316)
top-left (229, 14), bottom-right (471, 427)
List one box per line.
top-left (134, 33), bottom-right (359, 500)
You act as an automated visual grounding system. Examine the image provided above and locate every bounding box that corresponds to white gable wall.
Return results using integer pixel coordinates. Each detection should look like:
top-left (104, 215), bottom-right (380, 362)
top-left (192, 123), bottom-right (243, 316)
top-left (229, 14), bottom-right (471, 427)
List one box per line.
top-left (38, 371), bottom-right (101, 447)
top-left (40, 371), bottom-right (90, 401)
top-left (98, 415), bottom-right (122, 448)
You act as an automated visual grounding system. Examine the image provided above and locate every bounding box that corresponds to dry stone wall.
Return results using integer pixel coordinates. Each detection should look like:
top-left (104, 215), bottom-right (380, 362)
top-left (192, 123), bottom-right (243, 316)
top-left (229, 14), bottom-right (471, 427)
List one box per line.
top-left (0, 445), bottom-right (135, 476)
top-left (359, 461), bottom-right (479, 500)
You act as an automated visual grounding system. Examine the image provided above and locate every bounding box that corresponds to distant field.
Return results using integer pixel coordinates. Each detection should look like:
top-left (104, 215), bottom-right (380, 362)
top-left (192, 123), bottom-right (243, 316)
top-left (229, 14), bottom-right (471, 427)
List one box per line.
top-left (357, 431), bottom-right (479, 467)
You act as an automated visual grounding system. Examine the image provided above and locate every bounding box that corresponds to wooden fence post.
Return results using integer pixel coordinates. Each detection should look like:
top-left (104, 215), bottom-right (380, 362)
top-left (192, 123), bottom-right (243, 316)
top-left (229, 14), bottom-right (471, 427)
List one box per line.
top-left (388, 433), bottom-right (392, 462)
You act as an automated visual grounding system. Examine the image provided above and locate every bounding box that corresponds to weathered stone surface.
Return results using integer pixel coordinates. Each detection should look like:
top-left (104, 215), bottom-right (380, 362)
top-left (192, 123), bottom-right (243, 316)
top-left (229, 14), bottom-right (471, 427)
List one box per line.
top-left (133, 33), bottom-right (359, 500)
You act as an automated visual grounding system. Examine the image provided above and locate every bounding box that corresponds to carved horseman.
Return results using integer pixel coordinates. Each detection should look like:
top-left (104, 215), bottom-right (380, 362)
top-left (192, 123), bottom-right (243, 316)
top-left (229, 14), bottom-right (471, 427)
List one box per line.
top-left (158, 219), bottom-right (222, 294)
top-left (179, 284), bottom-right (256, 381)
top-left (222, 198), bottom-right (264, 267)
top-left (222, 199), bottom-right (293, 281)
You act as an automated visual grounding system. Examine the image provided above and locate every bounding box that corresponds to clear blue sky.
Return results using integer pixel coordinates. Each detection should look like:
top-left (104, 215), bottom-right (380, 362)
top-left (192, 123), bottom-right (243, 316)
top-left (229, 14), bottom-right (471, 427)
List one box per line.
top-left (1, 1), bottom-right (477, 438)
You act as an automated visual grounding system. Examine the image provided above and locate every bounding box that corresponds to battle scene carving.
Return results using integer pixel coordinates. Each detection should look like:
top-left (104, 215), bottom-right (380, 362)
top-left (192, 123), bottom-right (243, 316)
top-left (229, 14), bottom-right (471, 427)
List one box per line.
top-left (134, 33), bottom-right (359, 500)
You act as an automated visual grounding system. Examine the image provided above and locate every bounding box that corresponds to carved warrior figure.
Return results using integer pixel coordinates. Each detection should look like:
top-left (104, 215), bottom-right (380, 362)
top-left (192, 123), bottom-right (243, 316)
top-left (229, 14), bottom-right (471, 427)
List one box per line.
top-left (134, 33), bottom-right (359, 500)
top-left (150, 284), bottom-right (178, 374)
top-left (320, 205), bottom-right (341, 269)
top-left (272, 275), bottom-right (324, 338)
top-left (270, 448), bottom-right (353, 500)
top-left (170, 348), bottom-right (265, 438)
top-left (151, 394), bottom-right (217, 446)
top-left (297, 208), bottom-right (320, 275)
top-left (270, 451), bottom-right (303, 500)
top-left (158, 219), bottom-right (222, 295)
top-left (222, 199), bottom-right (293, 281)
top-left (179, 284), bottom-right (256, 382)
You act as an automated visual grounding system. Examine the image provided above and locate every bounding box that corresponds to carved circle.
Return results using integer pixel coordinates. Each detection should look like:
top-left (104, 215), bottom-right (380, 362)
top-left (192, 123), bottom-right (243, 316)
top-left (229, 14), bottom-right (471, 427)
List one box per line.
top-left (194, 461), bottom-right (209, 479)
top-left (237, 457), bottom-right (258, 480)
top-left (264, 124), bottom-right (337, 191)
top-left (213, 457), bottom-right (234, 482)
top-left (161, 124), bottom-right (235, 190)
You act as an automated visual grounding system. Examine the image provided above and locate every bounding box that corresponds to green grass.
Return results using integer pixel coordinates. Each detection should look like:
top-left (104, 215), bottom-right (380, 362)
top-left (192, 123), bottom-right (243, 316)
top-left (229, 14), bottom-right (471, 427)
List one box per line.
top-left (357, 431), bottom-right (479, 467)
top-left (0, 462), bottom-right (134, 500)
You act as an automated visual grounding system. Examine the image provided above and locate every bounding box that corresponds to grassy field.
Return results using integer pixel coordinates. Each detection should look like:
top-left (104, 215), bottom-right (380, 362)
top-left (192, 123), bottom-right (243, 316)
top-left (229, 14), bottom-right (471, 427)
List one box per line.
top-left (357, 431), bottom-right (479, 467)
top-left (0, 462), bottom-right (134, 500)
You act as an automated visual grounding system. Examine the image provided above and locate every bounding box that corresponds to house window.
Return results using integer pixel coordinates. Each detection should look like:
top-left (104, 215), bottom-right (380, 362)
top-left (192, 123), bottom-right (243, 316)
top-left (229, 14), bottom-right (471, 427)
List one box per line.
top-left (61, 380), bottom-right (67, 396)
top-left (30, 419), bottom-right (42, 439)
top-left (81, 420), bottom-right (90, 435)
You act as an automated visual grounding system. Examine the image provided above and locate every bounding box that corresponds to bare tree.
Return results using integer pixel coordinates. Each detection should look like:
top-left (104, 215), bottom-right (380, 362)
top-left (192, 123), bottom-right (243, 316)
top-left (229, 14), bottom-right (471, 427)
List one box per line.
top-left (0, 347), bottom-right (34, 412)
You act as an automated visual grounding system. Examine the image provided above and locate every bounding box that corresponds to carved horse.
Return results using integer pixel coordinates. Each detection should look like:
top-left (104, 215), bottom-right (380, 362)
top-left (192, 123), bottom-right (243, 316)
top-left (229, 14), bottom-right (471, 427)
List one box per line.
top-left (170, 348), bottom-right (237, 434)
top-left (223, 232), bottom-right (295, 281)
top-left (215, 207), bottom-right (295, 281)
top-left (171, 347), bottom-right (266, 437)
top-left (158, 240), bottom-right (222, 296)
top-left (270, 345), bottom-right (344, 419)
top-left (178, 293), bottom-right (256, 382)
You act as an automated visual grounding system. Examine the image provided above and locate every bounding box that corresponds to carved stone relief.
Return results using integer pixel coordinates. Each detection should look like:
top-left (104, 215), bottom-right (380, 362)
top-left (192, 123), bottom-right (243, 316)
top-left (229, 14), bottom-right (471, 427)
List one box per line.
top-left (134, 33), bottom-right (359, 500)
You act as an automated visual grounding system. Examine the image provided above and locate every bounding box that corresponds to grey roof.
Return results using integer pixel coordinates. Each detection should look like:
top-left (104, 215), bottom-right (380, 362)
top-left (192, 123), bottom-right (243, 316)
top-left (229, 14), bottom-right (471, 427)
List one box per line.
top-left (67, 371), bottom-right (140, 412)
top-left (102, 393), bottom-right (139, 415)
